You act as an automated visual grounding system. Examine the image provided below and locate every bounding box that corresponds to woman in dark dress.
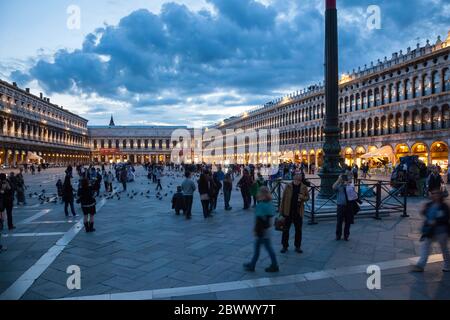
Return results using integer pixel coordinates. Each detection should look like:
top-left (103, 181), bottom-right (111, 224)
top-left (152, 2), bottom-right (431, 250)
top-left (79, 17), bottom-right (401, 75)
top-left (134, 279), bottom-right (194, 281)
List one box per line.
top-left (198, 171), bottom-right (212, 218)
top-left (77, 178), bottom-right (96, 232)
top-left (62, 176), bottom-right (76, 217)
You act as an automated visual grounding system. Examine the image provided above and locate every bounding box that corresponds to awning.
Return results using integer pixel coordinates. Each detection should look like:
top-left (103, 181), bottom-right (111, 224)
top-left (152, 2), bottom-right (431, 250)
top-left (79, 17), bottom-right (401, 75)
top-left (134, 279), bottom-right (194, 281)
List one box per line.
top-left (360, 146), bottom-right (394, 161)
top-left (27, 152), bottom-right (43, 161)
top-left (279, 151), bottom-right (294, 161)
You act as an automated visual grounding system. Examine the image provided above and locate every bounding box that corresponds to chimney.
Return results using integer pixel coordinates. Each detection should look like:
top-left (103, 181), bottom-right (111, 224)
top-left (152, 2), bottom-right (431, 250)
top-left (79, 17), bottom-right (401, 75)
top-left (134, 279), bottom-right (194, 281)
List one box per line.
top-left (40, 92), bottom-right (43, 99)
top-left (12, 82), bottom-right (17, 87)
top-left (25, 88), bottom-right (30, 93)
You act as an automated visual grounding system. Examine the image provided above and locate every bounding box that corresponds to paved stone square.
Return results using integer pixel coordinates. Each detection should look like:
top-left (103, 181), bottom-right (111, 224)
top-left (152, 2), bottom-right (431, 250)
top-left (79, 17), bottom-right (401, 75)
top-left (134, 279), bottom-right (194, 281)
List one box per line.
top-left (0, 167), bottom-right (449, 300)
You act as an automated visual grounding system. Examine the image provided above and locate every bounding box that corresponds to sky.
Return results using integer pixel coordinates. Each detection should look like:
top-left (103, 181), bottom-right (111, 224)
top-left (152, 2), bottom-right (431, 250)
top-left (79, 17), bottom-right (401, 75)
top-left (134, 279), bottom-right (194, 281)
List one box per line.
top-left (0, 0), bottom-right (449, 127)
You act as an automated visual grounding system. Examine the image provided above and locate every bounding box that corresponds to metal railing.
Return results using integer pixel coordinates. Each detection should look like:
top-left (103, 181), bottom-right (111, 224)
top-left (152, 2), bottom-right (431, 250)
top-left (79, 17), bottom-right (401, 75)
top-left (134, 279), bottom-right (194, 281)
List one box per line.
top-left (270, 178), bottom-right (409, 224)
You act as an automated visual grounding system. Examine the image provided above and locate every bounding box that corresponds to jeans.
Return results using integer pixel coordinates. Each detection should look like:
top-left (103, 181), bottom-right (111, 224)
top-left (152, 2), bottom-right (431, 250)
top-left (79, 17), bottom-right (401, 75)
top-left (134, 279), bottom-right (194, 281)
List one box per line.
top-left (183, 195), bottom-right (193, 218)
top-left (4, 202), bottom-right (14, 229)
top-left (417, 233), bottom-right (450, 269)
top-left (122, 181), bottom-right (127, 191)
top-left (223, 188), bottom-right (231, 209)
top-left (64, 200), bottom-right (76, 216)
top-left (336, 205), bottom-right (352, 239)
top-left (249, 237), bottom-right (278, 268)
top-left (281, 214), bottom-right (303, 249)
top-left (241, 188), bottom-right (251, 209)
top-left (201, 200), bottom-right (210, 218)
top-left (156, 180), bottom-right (162, 191)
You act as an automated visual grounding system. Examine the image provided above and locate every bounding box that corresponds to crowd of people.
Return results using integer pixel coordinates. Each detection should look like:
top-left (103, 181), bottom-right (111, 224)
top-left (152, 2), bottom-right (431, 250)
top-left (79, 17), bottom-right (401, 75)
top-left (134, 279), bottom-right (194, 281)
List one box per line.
top-left (1, 159), bottom-right (449, 275)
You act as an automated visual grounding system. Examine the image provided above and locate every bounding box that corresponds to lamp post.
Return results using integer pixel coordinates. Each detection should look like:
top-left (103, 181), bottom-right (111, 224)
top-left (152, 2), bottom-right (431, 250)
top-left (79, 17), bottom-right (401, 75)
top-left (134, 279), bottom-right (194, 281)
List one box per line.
top-left (318, 0), bottom-right (342, 197)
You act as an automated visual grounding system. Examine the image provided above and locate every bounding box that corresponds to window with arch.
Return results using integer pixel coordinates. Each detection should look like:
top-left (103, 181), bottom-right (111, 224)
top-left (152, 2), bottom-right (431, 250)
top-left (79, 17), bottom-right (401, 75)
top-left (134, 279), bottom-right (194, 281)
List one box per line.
top-left (356, 93), bottom-right (361, 110)
top-left (432, 71), bottom-right (441, 94)
top-left (389, 83), bottom-right (395, 103)
top-left (405, 79), bottom-right (412, 100)
top-left (397, 81), bottom-right (404, 101)
top-left (444, 68), bottom-right (450, 92)
top-left (423, 74), bottom-right (431, 96)
top-left (374, 88), bottom-right (381, 106)
top-left (362, 92), bottom-right (367, 109)
top-left (413, 77), bottom-right (421, 98)
top-left (345, 97), bottom-right (349, 113)
top-left (123, 140), bottom-right (127, 149)
top-left (382, 86), bottom-right (388, 104)
top-left (350, 95), bottom-right (355, 112)
top-left (368, 90), bottom-right (373, 108)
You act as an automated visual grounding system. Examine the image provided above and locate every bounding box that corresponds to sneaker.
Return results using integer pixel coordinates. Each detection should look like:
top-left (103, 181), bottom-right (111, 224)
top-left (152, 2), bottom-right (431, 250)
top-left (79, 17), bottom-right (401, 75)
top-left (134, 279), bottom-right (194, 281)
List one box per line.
top-left (335, 237), bottom-right (341, 241)
top-left (243, 263), bottom-right (255, 272)
top-left (280, 247), bottom-right (288, 254)
top-left (295, 248), bottom-right (303, 254)
top-left (411, 265), bottom-right (424, 272)
top-left (265, 265), bottom-right (279, 273)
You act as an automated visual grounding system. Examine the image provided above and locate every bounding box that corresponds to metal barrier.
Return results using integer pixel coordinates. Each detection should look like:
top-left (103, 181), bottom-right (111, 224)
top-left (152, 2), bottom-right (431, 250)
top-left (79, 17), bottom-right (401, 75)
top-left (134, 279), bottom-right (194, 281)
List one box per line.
top-left (271, 178), bottom-right (409, 224)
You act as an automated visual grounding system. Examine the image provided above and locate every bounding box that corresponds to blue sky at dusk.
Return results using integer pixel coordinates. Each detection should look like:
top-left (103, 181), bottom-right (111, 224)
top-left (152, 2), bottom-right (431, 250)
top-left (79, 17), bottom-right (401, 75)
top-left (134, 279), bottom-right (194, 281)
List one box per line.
top-left (0, 0), bottom-right (449, 127)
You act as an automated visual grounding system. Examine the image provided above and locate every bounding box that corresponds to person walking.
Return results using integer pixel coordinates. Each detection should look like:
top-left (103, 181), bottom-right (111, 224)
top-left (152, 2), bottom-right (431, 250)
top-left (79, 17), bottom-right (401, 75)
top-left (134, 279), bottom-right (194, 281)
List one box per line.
top-left (243, 186), bottom-right (279, 273)
top-left (250, 173), bottom-right (265, 208)
top-left (427, 166), bottom-right (443, 194)
top-left (155, 169), bottom-right (163, 191)
top-left (62, 176), bottom-right (76, 217)
top-left (77, 178), bottom-right (96, 232)
top-left (352, 164), bottom-right (359, 185)
top-left (279, 174), bottom-right (309, 253)
top-left (120, 167), bottom-right (127, 191)
top-left (0, 173), bottom-right (15, 230)
top-left (237, 169), bottom-right (252, 210)
top-left (412, 189), bottom-right (450, 272)
top-left (223, 169), bottom-right (233, 211)
top-left (333, 174), bottom-right (356, 241)
top-left (210, 171), bottom-right (222, 213)
top-left (198, 171), bottom-right (212, 218)
top-left (181, 171), bottom-right (196, 219)
top-left (3, 173), bottom-right (16, 230)
top-left (15, 169), bottom-right (26, 205)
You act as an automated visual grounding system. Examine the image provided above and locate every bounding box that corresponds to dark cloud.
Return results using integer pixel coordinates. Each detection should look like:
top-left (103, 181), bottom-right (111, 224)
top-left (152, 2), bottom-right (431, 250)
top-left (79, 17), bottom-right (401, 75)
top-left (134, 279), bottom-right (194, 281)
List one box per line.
top-left (10, 0), bottom-right (448, 126)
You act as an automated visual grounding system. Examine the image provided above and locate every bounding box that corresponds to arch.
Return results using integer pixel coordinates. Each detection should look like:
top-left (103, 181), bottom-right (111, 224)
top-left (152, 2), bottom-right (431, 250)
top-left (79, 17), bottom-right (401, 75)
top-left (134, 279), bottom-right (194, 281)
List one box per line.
top-left (374, 117), bottom-right (380, 136)
top-left (431, 106), bottom-right (440, 130)
top-left (442, 104), bottom-right (450, 129)
top-left (412, 109), bottom-right (420, 131)
top-left (423, 74), bottom-right (431, 96)
top-left (405, 78), bottom-right (412, 100)
top-left (388, 114), bottom-right (395, 134)
top-left (395, 112), bottom-right (402, 134)
top-left (349, 121), bottom-right (354, 139)
top-left (367, 118), bottom-right (373, 137)
top-left (421, 108), bottom-right (431, 131)
top-left (344, 147), bottom-right (354, 166)
top-left (355, 120), bottom-right (360, 138)
top-left (430, 141), bottom-right (449, 170)
top-left (411, 142), bottom-right (429, 165)
top-left (355, 146), bottom-right (366, 167)
top-left (444, 68), bottom-right (450, 92)
top-left (395, 143), bottom-right (410, 162)
top-left (380, 116), bottom-right (387, 135)
top-left (317, 149), bottom-right (324, 167)
top-left (344, 122), bottom-right (349, 139)
top-left (432, 70), bottom-right (441, 94)
top-left (361, 118), bottom-right (366, 137)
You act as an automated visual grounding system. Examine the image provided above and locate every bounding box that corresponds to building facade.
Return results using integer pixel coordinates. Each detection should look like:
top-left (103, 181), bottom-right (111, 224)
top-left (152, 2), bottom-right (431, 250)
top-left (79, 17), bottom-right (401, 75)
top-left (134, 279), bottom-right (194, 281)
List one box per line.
top-left (88, 122), bottom-right (188, 164)
top-left (203, 32), bottom-right (450, 171)
top-left (0, 80), bottom-right (90, 166)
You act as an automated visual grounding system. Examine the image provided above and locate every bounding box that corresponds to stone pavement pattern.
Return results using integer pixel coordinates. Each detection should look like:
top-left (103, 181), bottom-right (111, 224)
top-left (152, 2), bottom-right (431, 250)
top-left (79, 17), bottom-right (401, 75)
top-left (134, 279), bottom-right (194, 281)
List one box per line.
top-left (0, 167), bottom-right (449, 300)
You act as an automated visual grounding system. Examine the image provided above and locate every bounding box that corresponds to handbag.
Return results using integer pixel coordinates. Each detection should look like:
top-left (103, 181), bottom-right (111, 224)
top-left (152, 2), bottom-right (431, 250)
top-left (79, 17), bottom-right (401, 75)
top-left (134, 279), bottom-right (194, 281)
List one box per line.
top-left (344, 186), bottom-right (360, 215)
top-left (274, 215), bottom-right (285, 231)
